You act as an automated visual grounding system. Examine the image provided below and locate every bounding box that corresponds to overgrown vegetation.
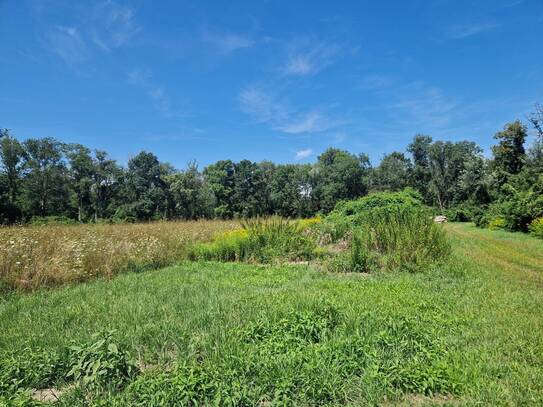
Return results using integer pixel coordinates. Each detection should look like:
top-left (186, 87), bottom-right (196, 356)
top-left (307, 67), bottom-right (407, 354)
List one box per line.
top-left (188, 217), bottom-right (319, 263)
top-left (2, 105), bottom-right (542, 239)
top-left (1, 226), bottom-right (542, 405)
top-left (318, 190), bottom-right (450, 273)
top-left (0, 220), bottom-right (235, 291)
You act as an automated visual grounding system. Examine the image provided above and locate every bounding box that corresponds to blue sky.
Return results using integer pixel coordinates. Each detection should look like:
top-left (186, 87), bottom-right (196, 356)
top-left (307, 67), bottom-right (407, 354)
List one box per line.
top-left (1, 0), bottom-right (542, 168)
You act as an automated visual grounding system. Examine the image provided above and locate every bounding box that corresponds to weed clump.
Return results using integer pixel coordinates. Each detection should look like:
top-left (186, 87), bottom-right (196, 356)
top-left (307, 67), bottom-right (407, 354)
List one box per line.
top-left (529, 216), bottom-right (543, 238)
top-left (188, 217), bottom-right (319, 263)
top-left (66, 330), bottom-right (138, 390)
top-left (321, 191), bottom-right (450, 273)
top-left (82, 308), bottom-right (462, 406)
top-left (0, 331), bottom-right (138, 404)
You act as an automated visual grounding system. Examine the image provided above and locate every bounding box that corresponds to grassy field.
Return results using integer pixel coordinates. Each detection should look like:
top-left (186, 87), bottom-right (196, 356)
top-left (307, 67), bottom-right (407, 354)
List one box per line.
top-left (0, 220), bottom-right (236, 291)
top-left (0, 222), bottom-right (542, 405)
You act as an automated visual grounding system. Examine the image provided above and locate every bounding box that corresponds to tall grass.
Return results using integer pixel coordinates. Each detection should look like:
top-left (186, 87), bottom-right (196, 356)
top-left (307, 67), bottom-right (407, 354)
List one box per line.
top-left (0, 220), bottom-right (236, 291)
top-left (188, 217), bottom-right (319, 263)
top-left (362, 207), bottom-right (451, 271)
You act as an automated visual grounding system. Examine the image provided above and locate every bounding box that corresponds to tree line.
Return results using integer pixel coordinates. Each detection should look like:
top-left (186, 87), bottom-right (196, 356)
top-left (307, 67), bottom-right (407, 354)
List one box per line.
top-left (1, 105), bottom-right (542, 231)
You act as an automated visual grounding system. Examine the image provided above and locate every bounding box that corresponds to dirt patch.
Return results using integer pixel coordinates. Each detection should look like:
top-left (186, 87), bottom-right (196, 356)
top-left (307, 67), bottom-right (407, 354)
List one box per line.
top-left (31, 388), bottom-right (64, 403)
top-left (384, 393), bottom-right (461, 406)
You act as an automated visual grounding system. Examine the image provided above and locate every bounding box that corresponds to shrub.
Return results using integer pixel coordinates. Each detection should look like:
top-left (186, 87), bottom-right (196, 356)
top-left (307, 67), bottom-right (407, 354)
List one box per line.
top-left (188, 217), bottom-right (318, 263)
top-left (0, 348), bottom-right (68, 396)
top-left (66, 331), bottom-right (138, 390)
top-left (529, 217), bottom-right (543, 238)
top-left (478, 188), bottom-right (543, 232)
top-left (323, 189), bottom-right (423, 241)
top-left (443, 204), bottom-right (479, 222)
top-left (297, 216), bottom-right (322, 231)
top-left (487, 216), bottom-right (506, 230)
top-left (362, 207), bottom-right (451, 272)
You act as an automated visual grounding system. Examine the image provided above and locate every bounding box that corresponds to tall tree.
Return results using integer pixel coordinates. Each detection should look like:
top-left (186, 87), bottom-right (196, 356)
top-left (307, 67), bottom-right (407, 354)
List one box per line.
top-left (427, 140), bottom-right (482, 209)
top-left (314, 148), bottom-right (371, 212)
top-left (407, 134), bottom-right (432, 203)
top-left (528, 104), bottom-right (543, 140)
top-left (0, 130), bottom-right (25, 208)
top-left (491, 121), bottom-right (527, 183)
top-left (270, 164), bottom-right (314, 217)
top-left (65, 144), bottom-right (94, 222)
top-left (458, 155), bottom-right (491, 205)
top-left (232, 160), bottom-right (267, 218)
top-left (22, 138), bottom-right (69, 217)
top-left (90, 150), bottom-right (121, 221)
top-left (203, 160), bottom-right (236, 218)
top-left (371, 152), bottom-right (412, 192)
top-left (168, 161), bottom-right (215, 219)
top-left (117, 151), bottom-right (169, 221)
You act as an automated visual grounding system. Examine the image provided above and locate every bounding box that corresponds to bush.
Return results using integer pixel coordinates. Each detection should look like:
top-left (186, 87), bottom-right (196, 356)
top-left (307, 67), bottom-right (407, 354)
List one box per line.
top-left (487, 216), bottom-right (506, 230)
top-left (0, 348), bottom-right (69, 396)
top-left (443, 204), bottom-right (479, 222)
top-left (323, 192), bottom-right (450, 273)
top-left (323, 189), bottom-right (423, 241)
top-left (362, 207), bottom-right (451, 272)
top-left (529, 217), bottom-right (543, 238)
top-left (478, 188), bottom-right (543, 232)
top-left (188, 217), bottom-right (318, 263)
top-left (66, 330), bottom-right (138, 390)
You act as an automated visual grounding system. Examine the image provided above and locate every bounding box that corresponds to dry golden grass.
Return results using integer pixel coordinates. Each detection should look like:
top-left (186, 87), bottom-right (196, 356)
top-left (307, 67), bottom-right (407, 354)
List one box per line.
top-left (0, 220), bottom-right (237, 291)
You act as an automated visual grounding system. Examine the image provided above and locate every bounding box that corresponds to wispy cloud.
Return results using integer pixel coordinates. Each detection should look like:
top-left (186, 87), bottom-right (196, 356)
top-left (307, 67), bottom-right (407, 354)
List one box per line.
top-left (128, 69), bottom-right (185, 119)
top-left (42, 1), bottom-right (139, 66)
top-left (391, 81), bottom-right (457, 128)
top-left (239, 86), bottom-right (340, 134)
top-left (295, 149), bottom-right (313, 160)
top-left (239, 87), bottom-right (290, 124)
top-left (447, 21), bottom-right (499, 39)
top-left (359, 75), bottom-right (396, 91)
top-left (46, 26), bottom-right (89, 66)
top-left (283, 41), bottom-right (340, 76)
top-left (355, 75), bottom-right (461, 136)
top-left (201, 30), bottom-right (254, 54)
top-left (278, 111), bottom-right (337, 134)
top-left (91, 1), bottom-right (139, 51)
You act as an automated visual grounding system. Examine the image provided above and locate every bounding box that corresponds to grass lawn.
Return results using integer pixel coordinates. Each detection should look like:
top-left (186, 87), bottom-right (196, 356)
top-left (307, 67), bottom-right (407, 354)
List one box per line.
top-left (1, 223), bottom-right (542, 405)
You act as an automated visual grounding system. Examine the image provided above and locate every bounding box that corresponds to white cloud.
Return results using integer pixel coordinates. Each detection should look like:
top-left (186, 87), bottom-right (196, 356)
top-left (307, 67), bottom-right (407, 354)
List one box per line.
top-left (239, 86), bottom-right (340, 135)
top-left (392, 81), bottom-right (457, 128)
top-left (284, 55), bottom-right (313, 75)
top-left (359, 75), bottom-right (396, 91)
top-left (447, 21), bottom-right (499, 39)
top-left (278, 111), bottom-right (336, 134)
top-left (128, 69), bottom-right (184, 119)
top-left (283, 41), bottom-right (340, 76)
top-left (91, 1), bottom-right (139, 51)
top-left (43, 1), bottom-right (139, 66)
top-left (202, 30), bottom-right (254, 54)
top-left (46, 26), bottom-right (89, 65)
top-left (239, 87), bottom-right (289, 124)
top-left (295, 149), bottom-right (313, 160)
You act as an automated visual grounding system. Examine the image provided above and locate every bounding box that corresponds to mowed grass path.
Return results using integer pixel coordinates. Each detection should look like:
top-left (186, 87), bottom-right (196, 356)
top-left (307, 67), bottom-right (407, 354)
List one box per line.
top-left (1, 223), bottom-right (542, 405)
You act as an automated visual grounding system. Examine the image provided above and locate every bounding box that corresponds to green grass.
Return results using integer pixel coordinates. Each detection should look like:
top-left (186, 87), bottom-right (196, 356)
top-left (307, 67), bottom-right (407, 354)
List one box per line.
top-left (1, 223), bottom-right (542, 405)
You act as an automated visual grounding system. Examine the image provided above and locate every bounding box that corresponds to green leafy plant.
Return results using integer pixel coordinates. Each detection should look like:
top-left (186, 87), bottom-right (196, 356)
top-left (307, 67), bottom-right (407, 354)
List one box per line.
top-left (188, 217), bottom-right (318, 263)
top-left (487, 216), bottom-right (506, 230)
top-left (529, 216), bottom-right (543, 238)
top-left (363, 207), bottom-right (451, 272)
top-left (322, 189), bottom-right (424, 242)
top-left (67, 330), bottom-right (137, 390)
top-left (0, 348), bottom-right (68, 396)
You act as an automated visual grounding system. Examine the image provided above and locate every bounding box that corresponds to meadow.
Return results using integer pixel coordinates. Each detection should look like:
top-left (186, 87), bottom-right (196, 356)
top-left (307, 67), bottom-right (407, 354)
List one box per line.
top-left (0, 220), bottom-right (236, 291)
top-left (0, 214), bottom-right (542, 405)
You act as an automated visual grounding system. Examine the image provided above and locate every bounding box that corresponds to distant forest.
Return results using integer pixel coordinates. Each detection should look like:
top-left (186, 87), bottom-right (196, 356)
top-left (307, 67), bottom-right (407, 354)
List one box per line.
top-left (1, 105), bottom-right (542, 233)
